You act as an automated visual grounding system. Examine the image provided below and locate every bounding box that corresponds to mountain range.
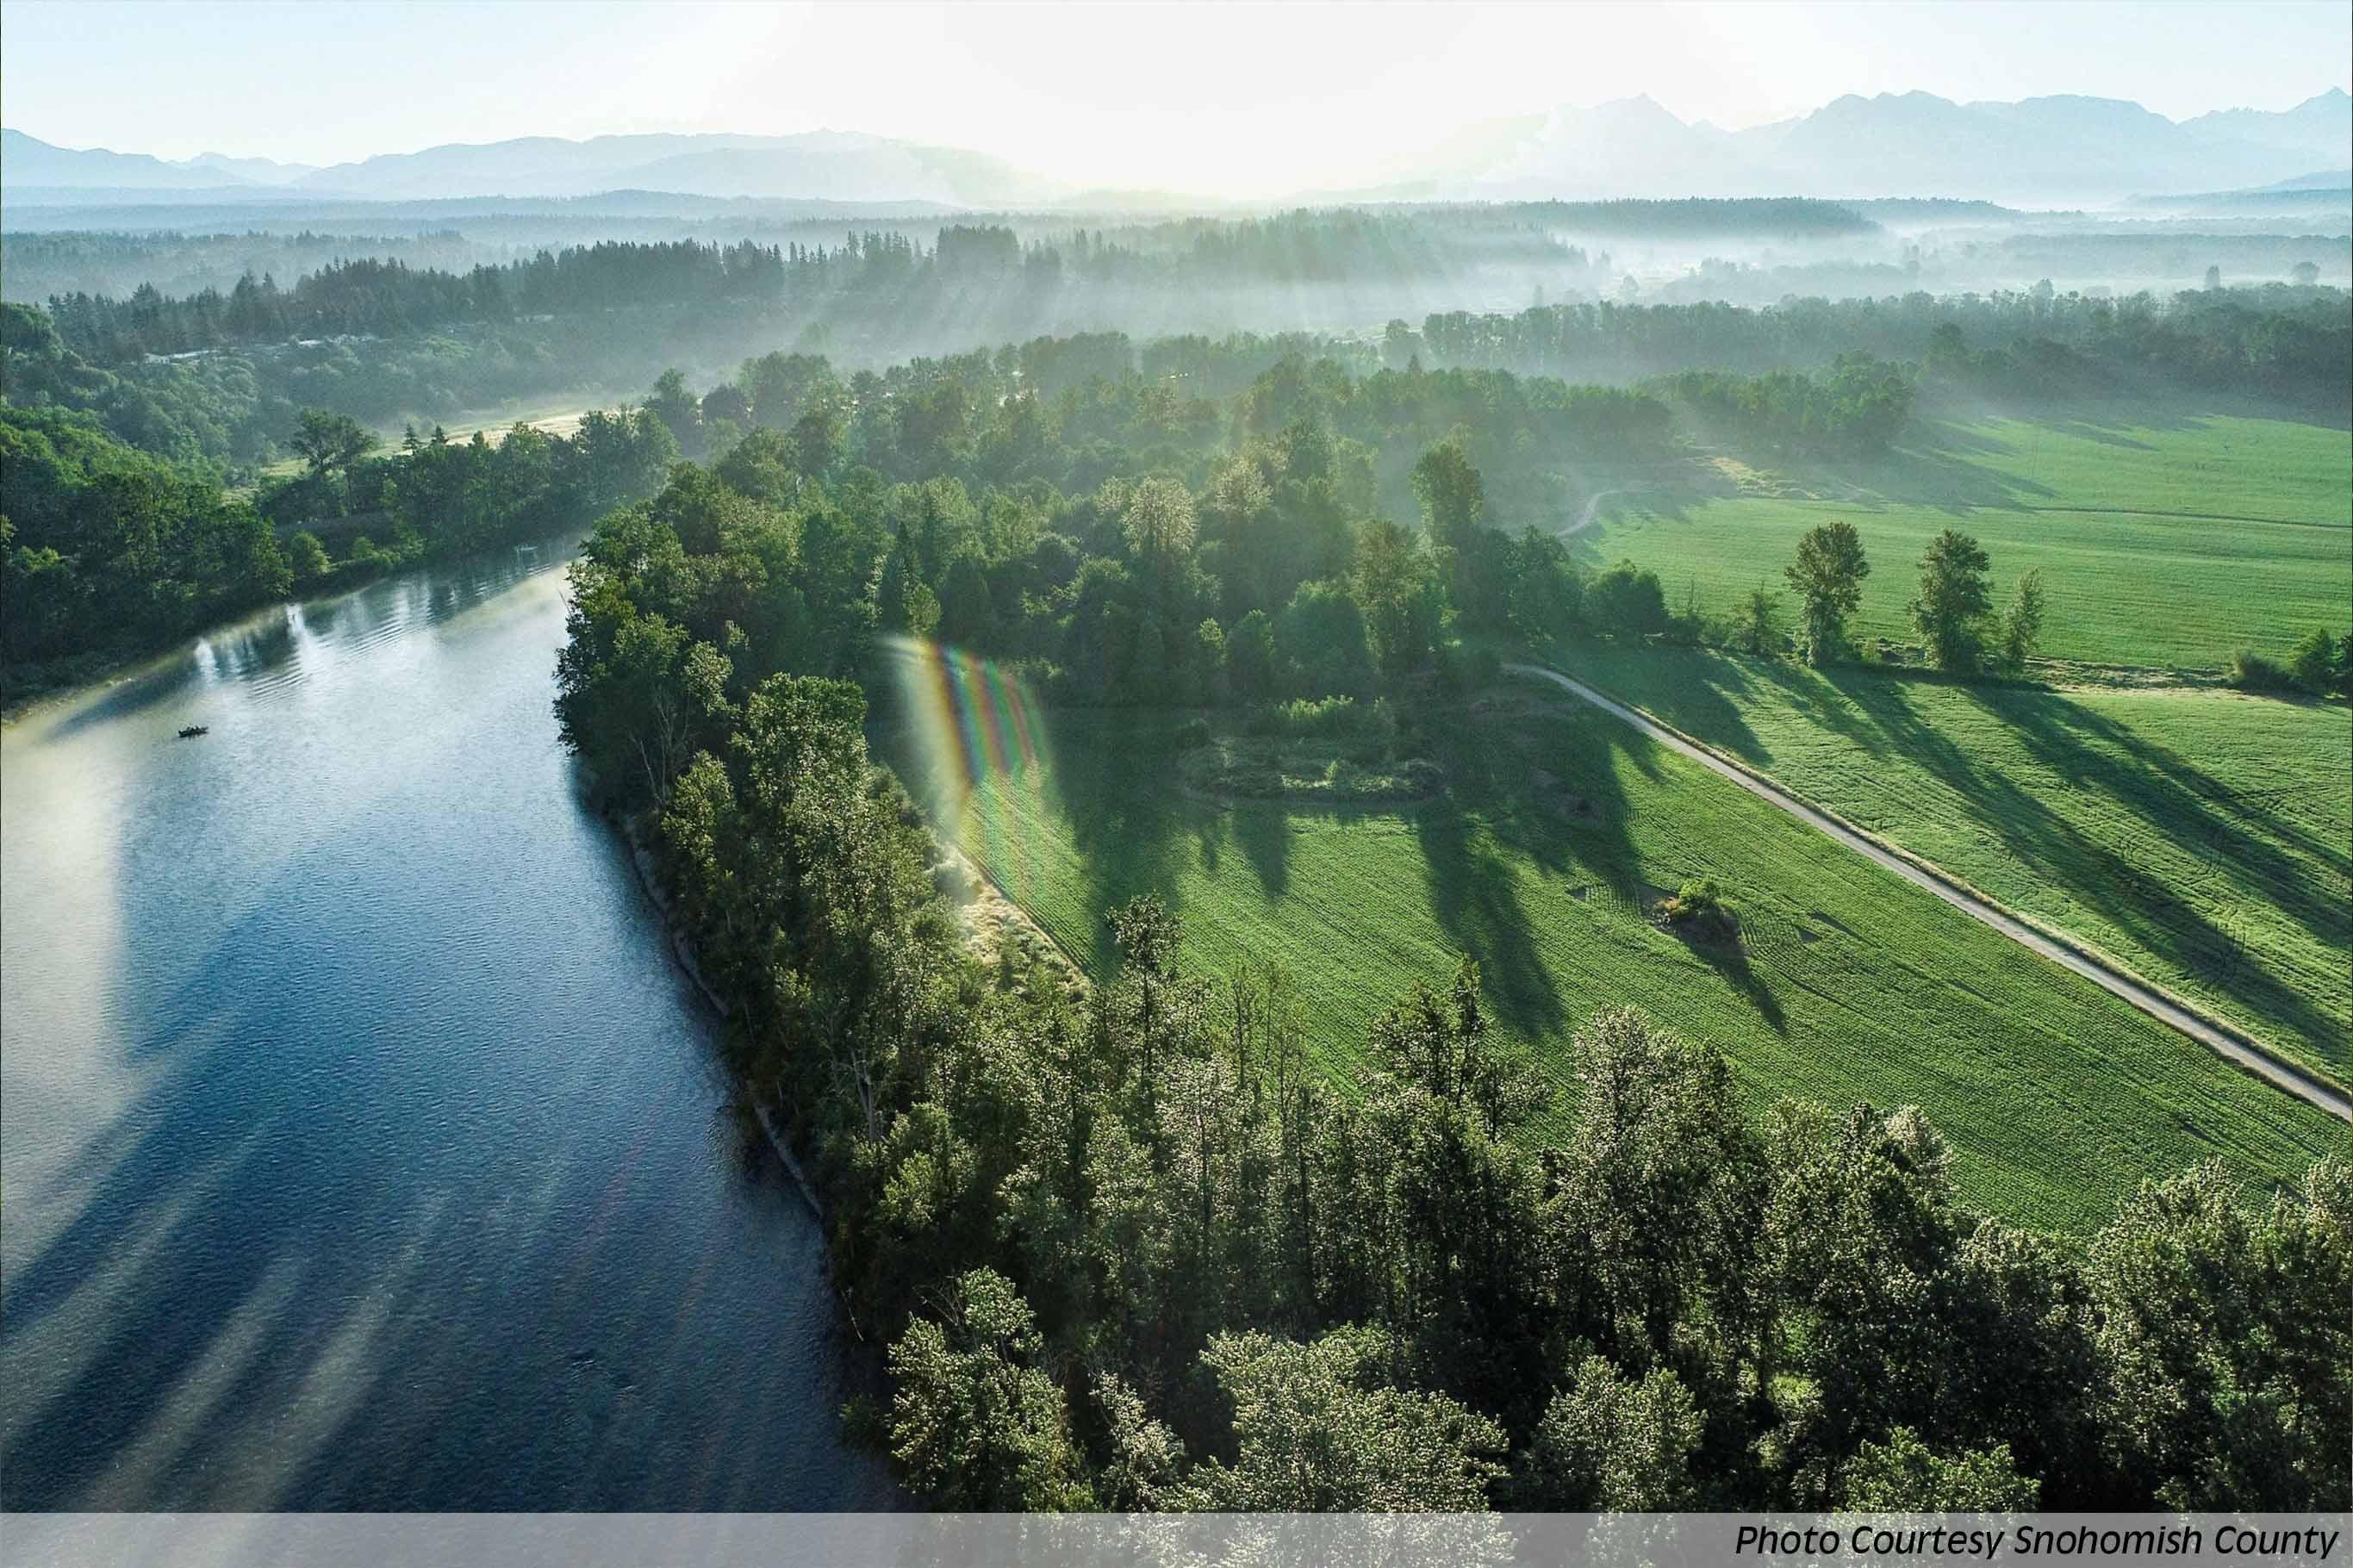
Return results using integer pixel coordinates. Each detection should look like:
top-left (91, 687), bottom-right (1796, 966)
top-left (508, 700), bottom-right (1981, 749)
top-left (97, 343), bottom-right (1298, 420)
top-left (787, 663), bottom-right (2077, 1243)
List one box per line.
top-left (5, 88), bottom-right (2347, 209)
top-left (1426, 90), bottom-right (2350, 205)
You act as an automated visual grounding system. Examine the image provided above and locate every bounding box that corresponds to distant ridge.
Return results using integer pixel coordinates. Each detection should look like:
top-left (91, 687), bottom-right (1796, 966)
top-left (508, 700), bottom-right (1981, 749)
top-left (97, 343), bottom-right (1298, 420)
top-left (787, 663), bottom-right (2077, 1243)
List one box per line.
top-left (283, 128), bottom-right (1066, 207)
top-left (6, 86), bottom-right (2348, 208)
top-left (1425, 89), bottom-right (2352, 206)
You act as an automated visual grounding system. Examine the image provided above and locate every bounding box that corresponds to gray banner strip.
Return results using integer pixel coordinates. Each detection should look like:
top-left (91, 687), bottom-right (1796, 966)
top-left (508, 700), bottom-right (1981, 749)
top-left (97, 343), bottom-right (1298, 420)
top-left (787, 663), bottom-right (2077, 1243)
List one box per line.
top-left (3, 1513), bottom-right (2343, 1568)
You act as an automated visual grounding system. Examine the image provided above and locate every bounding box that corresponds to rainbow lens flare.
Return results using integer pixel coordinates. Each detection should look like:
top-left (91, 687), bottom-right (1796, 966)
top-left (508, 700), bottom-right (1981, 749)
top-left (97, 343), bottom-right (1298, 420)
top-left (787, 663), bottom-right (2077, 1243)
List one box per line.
top-left (882, 634), bottom-right (1053, 906)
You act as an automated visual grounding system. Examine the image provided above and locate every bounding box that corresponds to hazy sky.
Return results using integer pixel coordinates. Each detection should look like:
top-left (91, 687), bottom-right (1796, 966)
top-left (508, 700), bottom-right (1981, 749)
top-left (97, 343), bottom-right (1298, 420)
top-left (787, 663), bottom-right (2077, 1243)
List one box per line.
top-left (4, 0), bottom-right (2346, 195)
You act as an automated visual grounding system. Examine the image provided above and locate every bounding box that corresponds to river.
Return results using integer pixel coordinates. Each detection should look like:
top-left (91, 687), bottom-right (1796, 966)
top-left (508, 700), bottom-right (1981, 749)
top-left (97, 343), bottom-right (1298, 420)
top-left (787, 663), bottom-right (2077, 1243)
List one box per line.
top-left (0, 540), bottom-right (897, 1509)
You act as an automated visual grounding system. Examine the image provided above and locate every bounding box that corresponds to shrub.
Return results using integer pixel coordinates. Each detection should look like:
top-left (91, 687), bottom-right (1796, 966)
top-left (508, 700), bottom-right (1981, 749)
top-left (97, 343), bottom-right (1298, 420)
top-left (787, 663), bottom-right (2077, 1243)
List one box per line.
top-left (286, 529), bottom-right (333, 586)
top-left (1173, 717), bottom-right (1212, 751)
top-left (1659, 877), bottom-right (1737, 940)
top-left (1663, 878), bottom-right (1724, 919)
top-left (2286, 629), bottom-right (2335, 693)
top-left (2227, 650), bottom-right (2298, 693)
top-left (1587, 559), bottom-right (1668, 644)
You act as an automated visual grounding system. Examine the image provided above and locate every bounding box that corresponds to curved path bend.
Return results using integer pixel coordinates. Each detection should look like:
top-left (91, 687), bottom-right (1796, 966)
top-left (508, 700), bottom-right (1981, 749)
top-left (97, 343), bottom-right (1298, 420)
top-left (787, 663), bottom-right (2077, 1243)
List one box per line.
top-left (1506, 661), bottom-right (2350, 1119)
top-left (1564, 488), bottom-right (1635, 537)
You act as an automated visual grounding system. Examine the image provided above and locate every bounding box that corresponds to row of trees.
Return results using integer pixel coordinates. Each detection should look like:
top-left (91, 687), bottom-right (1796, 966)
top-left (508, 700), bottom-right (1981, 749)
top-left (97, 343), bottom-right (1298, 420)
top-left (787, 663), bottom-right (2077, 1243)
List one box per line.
top-left (1404, 283), bottom-right (2350, 400)
top-left (33, 236), bottom-right (2348, 421)
top-left (35, 199), bottom-right (1888, 366)
top-left (10, 267), bottom-right (2344, 478)
top-left (550, 428), bottom-right (2348, 1512)
top-left (1776, 520), bottom-right (2047, 674)
top-left (4, 296), bottom-right (657, 467)
top-left (40, 240), bottom-right (797, 363)
top-left (1646, 355), bottom-right (1914, 455)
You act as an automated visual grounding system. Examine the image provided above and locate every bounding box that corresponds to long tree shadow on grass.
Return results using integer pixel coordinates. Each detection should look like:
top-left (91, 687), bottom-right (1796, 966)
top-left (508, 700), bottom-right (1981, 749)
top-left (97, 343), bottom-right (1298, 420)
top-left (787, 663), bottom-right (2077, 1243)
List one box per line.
top-left (1029, 708), bottom-right (1250, 975)
top-left (1403, 691), bottom-right (1673, 1044)
top-left (1520, 687), bottom-right (1791, 1035)
top-left (1229, 795), bottom-right (1294, 901)
top-left (2010, 688), bottom-right (2352, 882)
top-left (1574, 701), bottom-right (1790, 1035)
top-left (1820, 668), bottom-right (2350, 1061)
top-left (1968, 682), bottom-right (2351, 955)
top-left (1559, 644), bottom-right (1808, 767)
top-left (1787, 418), bottom-right (2066, 515)
top-left (1678, 918), bottom-right (1789, 1034)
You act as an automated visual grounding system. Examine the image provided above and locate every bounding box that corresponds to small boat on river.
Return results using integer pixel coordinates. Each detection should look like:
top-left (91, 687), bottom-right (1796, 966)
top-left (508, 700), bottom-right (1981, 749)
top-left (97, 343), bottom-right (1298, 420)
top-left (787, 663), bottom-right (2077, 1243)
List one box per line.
top-left (177, 725), bottom-right (209, 739)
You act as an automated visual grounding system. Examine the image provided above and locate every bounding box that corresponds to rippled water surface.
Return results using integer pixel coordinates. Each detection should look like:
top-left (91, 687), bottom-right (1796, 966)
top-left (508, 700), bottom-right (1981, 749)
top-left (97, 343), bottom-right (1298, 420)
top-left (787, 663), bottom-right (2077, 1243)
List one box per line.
top-left (1, 542), bottom-right (894, 1509)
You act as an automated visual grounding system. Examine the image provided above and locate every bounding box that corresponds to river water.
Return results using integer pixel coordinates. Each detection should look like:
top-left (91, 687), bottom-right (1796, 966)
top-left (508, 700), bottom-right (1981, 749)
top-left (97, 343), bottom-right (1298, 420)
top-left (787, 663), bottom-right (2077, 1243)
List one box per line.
top-left (0, 541), bottom-right (896, 1509)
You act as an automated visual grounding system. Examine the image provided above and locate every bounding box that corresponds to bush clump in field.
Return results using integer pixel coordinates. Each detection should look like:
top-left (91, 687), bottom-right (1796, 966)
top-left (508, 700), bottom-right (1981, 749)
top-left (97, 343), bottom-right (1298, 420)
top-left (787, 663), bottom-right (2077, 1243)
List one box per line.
top-left (1173, 717), bottom-right (1213, 750)
top-left (1658, 876), bottom-right (1739, 943)
top-left (2286, 628), bottom-right (2350, 696)
top-left (2231, 632), bottom-right (2350, 697)
top-left (2227, 650), bottom-right (2298, 693)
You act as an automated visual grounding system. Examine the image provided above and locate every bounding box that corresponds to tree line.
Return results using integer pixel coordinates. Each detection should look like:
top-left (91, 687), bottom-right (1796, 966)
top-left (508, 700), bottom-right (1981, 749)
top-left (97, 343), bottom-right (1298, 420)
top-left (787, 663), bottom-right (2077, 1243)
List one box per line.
top-left (9, 268), bottom-right (2340, 482)
top-left (28, 198), bottom-right (1891, 366)
top-left (0, 227), bottom-right (508, 312)
top-left (550, 396), bottom-right (2348, 1512)
top-left (40, 240), bottom-right (796, 363)
top-left (43, 228), bottom-right (2348, 422)
top-left (0, 397), bottom-right (674, 674)
top-left (1404, 283), bottom-right (2350, 400)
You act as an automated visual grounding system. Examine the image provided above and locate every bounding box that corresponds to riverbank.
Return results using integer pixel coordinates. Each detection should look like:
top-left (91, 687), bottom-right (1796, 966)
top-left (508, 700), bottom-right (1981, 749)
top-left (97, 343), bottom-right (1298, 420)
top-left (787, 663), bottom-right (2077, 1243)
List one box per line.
top-left (612, 808), bottom-right (833, 1227)
top-left (3, 543), bottom-right (489, 723)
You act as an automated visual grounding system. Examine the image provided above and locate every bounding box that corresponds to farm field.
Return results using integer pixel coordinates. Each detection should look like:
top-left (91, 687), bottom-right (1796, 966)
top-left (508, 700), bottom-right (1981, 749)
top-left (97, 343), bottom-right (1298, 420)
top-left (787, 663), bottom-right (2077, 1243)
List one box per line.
top-left (1561, 645), bottom-right (2351, 1089)
top-left (897, 696), bottom-right (2344, 1235)
top-left (1573, 407), bottom-right (2351, 669)
top-left (1888, 408), bottom-right (2353, 526)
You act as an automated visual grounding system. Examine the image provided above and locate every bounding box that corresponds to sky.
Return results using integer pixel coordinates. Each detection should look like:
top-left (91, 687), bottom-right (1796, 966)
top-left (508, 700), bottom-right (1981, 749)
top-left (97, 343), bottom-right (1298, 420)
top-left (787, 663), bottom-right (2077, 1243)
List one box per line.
top-left (3, 0), bottom-right (2347, 196)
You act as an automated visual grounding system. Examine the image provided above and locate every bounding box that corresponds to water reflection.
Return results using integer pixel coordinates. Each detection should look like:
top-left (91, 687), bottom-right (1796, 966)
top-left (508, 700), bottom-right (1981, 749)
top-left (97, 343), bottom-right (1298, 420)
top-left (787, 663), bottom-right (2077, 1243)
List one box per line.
top-left (1, 538), bottom-right (894, 1509)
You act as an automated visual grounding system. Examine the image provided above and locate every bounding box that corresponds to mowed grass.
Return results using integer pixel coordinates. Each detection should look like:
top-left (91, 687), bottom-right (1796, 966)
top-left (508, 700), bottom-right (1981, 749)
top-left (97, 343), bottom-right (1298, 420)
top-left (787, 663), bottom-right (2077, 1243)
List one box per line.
top-left (1565, 646), bottom-right (2351, 1090)
top-left (1913, 409), bottom-right (2353, 528)
top-left (1575, 408), bottom-right (2350, 669)
top-left (902, 699), bottom-right (2344, 1235)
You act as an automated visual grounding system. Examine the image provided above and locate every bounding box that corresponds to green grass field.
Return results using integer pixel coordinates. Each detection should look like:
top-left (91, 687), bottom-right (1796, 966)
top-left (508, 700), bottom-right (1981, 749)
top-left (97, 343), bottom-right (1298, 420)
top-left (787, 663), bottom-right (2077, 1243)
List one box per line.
top-left (898, 697), bottom-right (2344, 1235)
top-left (1560, 646), bottom-right (2350, 1090)
top-left (1573, 407), bottom-right (2351, 669)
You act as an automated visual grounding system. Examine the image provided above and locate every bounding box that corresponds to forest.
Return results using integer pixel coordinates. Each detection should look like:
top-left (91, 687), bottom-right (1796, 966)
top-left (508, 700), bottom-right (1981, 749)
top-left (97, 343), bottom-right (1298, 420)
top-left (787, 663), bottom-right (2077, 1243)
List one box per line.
top-left (543, 339), bottom-right (2349, 1513)
top-left (6, 264), bottom-right (2344, 485)
top-left (22, 199), bottom-right (1889, 361)
top-left (0, 393), bottom-right (674, 680)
